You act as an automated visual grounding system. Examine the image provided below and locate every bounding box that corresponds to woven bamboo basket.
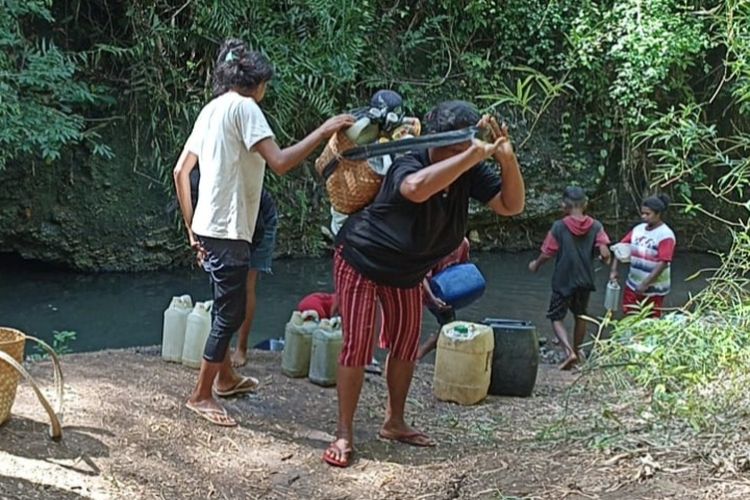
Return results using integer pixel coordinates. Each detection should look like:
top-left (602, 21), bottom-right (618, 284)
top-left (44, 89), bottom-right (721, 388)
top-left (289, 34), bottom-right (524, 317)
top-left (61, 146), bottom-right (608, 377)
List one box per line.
top-left (315, 131), bottom-right (383, 215)
top-left (0, 327), bottom-right (64, 439)
top-left (0, 328), bottom-right (24, 425)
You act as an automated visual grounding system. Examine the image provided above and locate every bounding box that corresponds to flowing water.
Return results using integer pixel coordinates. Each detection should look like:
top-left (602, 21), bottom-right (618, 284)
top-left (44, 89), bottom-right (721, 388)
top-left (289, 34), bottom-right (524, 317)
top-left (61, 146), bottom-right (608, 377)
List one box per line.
top-left (0, 251), bottom-right (719, 359)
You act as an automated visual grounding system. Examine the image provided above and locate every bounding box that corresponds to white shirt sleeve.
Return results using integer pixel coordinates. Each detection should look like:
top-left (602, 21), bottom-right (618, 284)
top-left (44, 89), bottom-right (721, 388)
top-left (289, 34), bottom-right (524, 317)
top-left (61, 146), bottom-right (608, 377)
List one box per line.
top-left (237, 99), bottom-right (274, 151)
top-left (185, 109), bottom-right (207, 155)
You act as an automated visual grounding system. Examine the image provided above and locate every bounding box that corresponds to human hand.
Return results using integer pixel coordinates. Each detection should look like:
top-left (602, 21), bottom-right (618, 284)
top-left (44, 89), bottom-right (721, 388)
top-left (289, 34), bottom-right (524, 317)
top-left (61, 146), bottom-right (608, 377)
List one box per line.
top-left (188, 232), bottom-right (206, 266)
top-left (476, 115), bottom-right (514, 158)
top-left (528, 260), bottom-right (538, 273)
top-left (636, 283), bottom-right (649, 294)
top-left (433, 297), bottom-right (451, 311)
top-left (609, 270), bottom-right (618, 282)
top-left (319, 114), bottom-right (356, 138)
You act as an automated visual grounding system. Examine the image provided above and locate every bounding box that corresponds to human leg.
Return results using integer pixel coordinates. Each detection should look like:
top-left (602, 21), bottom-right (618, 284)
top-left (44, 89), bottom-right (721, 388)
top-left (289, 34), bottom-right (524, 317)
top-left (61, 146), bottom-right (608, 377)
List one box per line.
top-left (570, 289), bottom-right (591, 361)
top-left (231, 270), bottom-right (258, 367)
top-left (417, 306), bottom-right (455, 360)
top-left (188, 260), bottom-right (248, 425)
top-left (378, 284), bottom-right (434, 446)
top-left (547, 291), bottom-right (576, 370)
top-left (232, 216), bottom-right (277, 367)
top-left (324, 248), bottom-right (378, 466)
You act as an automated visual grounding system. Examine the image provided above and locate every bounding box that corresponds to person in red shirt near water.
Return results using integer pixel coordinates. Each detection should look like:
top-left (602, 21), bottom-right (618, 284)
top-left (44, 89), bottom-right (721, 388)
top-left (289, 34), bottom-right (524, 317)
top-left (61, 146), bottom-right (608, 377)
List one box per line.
top-left (297, 292), bottom-right (338, 319)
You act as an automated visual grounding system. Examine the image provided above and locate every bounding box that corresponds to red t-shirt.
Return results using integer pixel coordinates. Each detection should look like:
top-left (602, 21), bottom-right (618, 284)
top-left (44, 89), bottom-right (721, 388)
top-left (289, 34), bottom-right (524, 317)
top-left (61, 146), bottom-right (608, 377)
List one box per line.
top-left (297, 292), bottom-right (337, 319)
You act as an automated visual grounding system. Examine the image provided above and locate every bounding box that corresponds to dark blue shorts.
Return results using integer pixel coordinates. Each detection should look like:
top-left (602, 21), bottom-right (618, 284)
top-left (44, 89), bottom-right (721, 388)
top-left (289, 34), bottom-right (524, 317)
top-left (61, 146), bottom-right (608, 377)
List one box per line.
top-left (249, 213), bottom-right (277, 273)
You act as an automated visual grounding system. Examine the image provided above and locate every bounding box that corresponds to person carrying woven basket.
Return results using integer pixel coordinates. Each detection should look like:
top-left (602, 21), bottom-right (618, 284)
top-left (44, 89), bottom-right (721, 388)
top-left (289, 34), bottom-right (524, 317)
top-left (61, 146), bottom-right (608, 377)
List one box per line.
top-left (173, 38), bottom-right (354, 427)
top-left (323, 100), bottom-right (526, 467)
top-left (329, 89), bottom-right (415, 236)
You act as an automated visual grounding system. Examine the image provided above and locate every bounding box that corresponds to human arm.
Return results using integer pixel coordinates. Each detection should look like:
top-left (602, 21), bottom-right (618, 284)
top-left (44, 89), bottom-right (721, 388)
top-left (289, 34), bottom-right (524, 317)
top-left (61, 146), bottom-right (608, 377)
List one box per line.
top-left (609, 255), bottom-right (620, 281)
top-left (634, 262), bottom-right (669, 294)
top-left (399, 124), bottom-right (507, 203)
top-left (422, 277), bottom-right (449, 310)
top-left (597, 226), bottom-right (612, 265)
top-left (528, 253), bottom-right (552, 273)
top-left (255, 114), bottom-right (355, 176)
top-left (609, 230), bottom-right (632, 280)
top-left (635, 237), bottom-right (674, 293)
top-left (530, 229), bottom-right (558, 272)
top-left (172, 149), bottom-right (204, 260)
top-left (484, 119), bottom-right (525, 216)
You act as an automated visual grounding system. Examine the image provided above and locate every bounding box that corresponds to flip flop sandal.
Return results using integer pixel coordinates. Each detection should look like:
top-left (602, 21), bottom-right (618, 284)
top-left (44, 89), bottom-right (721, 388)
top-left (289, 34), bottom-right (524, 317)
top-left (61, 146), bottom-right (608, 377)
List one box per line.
top-left (213, 376), bottom-right (259, 397)
top-left (322, 441), bottom-right (353, 468)
top-left (378, 429), bottom-right (436, 447)
top-left (185, 402), bottom-right (237, 427)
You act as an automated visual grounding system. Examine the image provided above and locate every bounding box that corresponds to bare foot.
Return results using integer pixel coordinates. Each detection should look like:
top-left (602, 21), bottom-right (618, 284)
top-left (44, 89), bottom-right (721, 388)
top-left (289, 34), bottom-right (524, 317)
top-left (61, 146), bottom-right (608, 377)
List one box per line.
top-left (230, 348), bottom-right (248, 368)
top-left (559, 352), bottom-right (578, 371)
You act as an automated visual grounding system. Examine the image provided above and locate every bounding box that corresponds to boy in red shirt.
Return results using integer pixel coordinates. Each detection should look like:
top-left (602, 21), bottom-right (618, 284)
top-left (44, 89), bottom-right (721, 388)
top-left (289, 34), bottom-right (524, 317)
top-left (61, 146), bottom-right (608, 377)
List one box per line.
top-left (529, 187), bottom-right (610, 369)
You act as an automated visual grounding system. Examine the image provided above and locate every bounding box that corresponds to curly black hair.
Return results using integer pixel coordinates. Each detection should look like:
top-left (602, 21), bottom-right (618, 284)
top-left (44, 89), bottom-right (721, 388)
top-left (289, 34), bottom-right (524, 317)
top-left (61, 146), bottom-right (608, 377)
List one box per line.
top-left (212, 38), bottom-right (274, 97)
top-left (423, 100), bottom-right (481, 134)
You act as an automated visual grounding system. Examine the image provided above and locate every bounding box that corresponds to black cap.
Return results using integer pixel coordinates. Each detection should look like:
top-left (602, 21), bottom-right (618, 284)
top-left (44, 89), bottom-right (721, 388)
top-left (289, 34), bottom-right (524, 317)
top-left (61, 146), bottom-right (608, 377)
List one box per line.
top-left (370, 90), bottom-right (403, 113)
top-left (563, 186), bottom-right (586, 202)
top-left (423, 100), bottom-right (481, 134)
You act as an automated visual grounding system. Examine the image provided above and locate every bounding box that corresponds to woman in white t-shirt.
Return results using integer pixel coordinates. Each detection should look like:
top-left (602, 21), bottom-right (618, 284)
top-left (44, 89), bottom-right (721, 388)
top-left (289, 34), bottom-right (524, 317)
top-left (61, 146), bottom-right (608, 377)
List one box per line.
top-left (610, 194), bottom-right (676, 318)
top-left (173, 39), bottom-right (353, 427)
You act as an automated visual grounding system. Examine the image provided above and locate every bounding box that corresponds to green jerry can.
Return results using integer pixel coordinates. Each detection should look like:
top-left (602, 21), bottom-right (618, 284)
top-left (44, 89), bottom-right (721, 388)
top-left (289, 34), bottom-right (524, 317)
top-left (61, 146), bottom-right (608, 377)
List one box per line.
top-left (308, 317), bottom-right (343, 387)
top-left (281, 310), bottom-right (320, 378)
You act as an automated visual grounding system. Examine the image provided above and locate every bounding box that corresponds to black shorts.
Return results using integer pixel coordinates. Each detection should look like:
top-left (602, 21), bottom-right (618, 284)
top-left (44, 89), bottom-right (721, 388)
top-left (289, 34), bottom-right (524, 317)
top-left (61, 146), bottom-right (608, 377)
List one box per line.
top-left (546, 289), bottom-right (590, 322)
top-left (198, 236), bottom-right (251, 363)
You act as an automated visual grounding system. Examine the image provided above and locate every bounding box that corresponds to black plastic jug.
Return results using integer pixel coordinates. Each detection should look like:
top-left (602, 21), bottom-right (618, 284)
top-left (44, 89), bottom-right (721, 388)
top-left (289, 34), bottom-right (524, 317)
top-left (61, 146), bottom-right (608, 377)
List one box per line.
top-left (482, 318), bottom-right (539, 397)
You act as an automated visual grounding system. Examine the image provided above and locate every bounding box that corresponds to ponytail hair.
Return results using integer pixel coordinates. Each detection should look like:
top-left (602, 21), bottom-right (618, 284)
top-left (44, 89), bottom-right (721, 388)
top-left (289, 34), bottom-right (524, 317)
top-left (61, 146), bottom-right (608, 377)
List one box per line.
top-left (212, 38), bottom-right (274, 97)
top-left (642, 193), bottom-right (670, 214)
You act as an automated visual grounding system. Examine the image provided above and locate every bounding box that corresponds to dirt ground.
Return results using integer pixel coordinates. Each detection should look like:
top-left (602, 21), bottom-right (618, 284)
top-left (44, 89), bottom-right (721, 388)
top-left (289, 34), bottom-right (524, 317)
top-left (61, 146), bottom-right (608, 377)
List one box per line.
top-left (1, 348), bottom-right (749, 500)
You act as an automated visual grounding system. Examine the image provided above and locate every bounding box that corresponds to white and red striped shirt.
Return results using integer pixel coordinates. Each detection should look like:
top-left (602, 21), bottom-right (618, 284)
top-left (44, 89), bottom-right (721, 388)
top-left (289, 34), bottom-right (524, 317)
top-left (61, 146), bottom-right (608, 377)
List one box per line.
top-left (621, 223), bottom-right (676, 296)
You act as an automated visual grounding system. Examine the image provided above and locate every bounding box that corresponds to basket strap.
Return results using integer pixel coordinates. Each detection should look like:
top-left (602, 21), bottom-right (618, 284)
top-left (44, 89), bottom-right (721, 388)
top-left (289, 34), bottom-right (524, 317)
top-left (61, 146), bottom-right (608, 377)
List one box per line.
top-left (341, 127), bottom-right (481, 161)
top-left (0, 337), bottom-right (64, 440)
top-left (320, 156), bottom-right (340, 182)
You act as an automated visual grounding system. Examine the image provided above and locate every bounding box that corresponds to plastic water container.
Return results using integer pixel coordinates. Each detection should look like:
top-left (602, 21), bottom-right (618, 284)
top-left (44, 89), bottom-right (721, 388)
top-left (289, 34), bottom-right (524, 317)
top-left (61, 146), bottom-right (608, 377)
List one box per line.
top-left (429, 263), bottom-right (486, 309)
top-left (181, 301), bottom-right (213, 369)
top-left (161, 294), bottom-right (193, 363)
top-left (344, 116), bottom-right (380, 145)
top-left (309, 317), bottom-right (343, 387)
top-left (433, 321), bottom-right (494, 405)
top-left (482, 318), bottom-right (539, 397)
top-left (281, 310), bottom-right (320, 378)
top-left (604, 280), bottom-right (622, 311)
